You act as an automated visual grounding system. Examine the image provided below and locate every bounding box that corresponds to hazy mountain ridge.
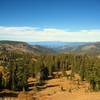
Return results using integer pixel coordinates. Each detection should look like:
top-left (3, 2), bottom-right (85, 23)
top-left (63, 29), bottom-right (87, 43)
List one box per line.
top-left (30, 41), bottom-right (88, 47)
top-left (0, 40), bottom-right (54, 54)
top-left (59, 42), bottom-right (100, 54)
top-left (31, 41), bottom-right (100, 54)
top-left (0, 40), bottom-right (100, 54)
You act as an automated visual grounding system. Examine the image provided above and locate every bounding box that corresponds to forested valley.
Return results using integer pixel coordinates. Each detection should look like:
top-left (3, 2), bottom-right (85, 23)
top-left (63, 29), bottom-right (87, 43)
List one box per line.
top-left (0, 41), bottom-right (100, 100)
top-left (0, 51), bottom-right (100, 92)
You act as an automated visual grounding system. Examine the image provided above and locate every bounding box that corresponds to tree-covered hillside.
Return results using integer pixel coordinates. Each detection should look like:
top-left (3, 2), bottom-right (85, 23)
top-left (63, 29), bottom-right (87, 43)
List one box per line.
top-left (0, 50), bottom-right (100, 91)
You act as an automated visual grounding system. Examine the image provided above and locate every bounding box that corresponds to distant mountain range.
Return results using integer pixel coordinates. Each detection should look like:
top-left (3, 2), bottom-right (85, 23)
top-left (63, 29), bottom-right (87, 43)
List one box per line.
top-left (67, 42), bottom-right (100, 54)
top-left (0, 40), bottom-right (55, 54)
top-left (30, 41), bottom-right (88, 47)
top-left (0, 40), bottom-right (100, 55)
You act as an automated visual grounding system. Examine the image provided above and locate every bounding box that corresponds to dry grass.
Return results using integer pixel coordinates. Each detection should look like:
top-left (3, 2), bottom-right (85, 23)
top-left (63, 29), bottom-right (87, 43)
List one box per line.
top-left (33, 77), bottom-right (100, 100)
top-left (1, 76), bottom-right (100, 100)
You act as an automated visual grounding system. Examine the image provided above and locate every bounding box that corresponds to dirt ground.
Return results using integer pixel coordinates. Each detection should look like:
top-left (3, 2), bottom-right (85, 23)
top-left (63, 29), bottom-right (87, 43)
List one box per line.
top-left (42, 92), bottom-right (100, 100)
top-left (25, 77), bottom-right (100, 100)
top-left (2, 77), bottom-right (100, 100)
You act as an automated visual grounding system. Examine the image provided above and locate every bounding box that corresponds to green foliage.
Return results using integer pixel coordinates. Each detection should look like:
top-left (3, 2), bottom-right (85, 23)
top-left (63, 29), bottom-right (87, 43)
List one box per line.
top-left (0, 51), bottom-right (100, 91)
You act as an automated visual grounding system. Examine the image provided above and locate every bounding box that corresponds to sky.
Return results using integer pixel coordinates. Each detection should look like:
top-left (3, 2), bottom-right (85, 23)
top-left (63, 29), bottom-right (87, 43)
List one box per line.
top-left (0, 0), bottom-right (100, 42)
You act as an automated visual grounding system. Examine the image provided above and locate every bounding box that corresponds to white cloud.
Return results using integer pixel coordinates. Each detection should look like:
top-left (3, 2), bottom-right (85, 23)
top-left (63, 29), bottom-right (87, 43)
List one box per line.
top-left (0, 26), bottom-right (100, 42)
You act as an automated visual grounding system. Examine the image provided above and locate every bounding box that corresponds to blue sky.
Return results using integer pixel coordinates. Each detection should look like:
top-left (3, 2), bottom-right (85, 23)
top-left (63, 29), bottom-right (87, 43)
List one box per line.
top-left (0, 0), bottom-right (100, 42)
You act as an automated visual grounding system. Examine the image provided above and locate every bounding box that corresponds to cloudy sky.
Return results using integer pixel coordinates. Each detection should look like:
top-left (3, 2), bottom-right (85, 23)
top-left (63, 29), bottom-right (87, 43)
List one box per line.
top-left (0, 0), bottom-right (100, 42)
